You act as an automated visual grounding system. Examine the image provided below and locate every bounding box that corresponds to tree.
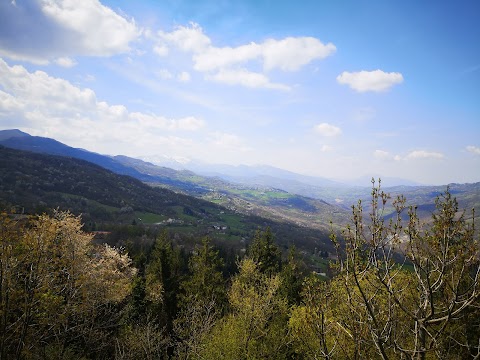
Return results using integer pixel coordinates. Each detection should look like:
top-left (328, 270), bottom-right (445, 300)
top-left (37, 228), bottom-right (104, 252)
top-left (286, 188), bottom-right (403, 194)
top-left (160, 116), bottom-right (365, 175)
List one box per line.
top-left (0, 210), bottom-right (136, 359)
top-left (200, 258), bottom-right (289, 359)
top-left (145, 230), bottom-right (186, 332)
top-left (174, 237), bottom-right (226, 359)
top-left (329, 180), bottom-right (480, 359)
top-left (279, 245), bottom-right (305, 305)
top-left (247, 227), bottom-right (282, 275)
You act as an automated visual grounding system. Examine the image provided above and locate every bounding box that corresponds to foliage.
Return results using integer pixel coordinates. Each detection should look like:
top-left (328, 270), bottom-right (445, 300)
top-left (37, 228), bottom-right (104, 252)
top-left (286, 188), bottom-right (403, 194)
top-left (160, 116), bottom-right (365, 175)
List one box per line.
top-left (1, 169), bottom-right (478, 359)
top-left (247, 227), bottom-right (282, 275)
top-left (0, 210), bottom-right (136, 359)
top-left (326, 180), bottom-right (480, 359)
top-left (173, 237), bottom-right (226, 359)
top-left (0, 146), bottom-right (334, 256)
top-left (200, 258), bottom-right (290, 359)
top-left (145, 230), bottom-right (187, 331)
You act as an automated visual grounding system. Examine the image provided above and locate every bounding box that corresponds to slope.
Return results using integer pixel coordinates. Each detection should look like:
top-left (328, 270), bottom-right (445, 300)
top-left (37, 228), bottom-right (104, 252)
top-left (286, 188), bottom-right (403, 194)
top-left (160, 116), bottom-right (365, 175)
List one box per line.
top-left (0, 146), bottom-right (334, 253)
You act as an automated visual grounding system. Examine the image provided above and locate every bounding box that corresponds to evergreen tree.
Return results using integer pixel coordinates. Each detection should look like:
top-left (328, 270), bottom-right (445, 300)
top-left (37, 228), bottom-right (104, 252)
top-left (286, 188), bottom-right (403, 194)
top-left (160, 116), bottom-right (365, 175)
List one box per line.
top-left (174, 237), bottom-right (226, 359)
top-left (145, 230), bottom-right (186, 331)
top-left (178, 237), bottom-right (226, 310)
top-left (247, 227), bottom-right (282, 275)
top-left (279, 246), bottom-right (305, 305)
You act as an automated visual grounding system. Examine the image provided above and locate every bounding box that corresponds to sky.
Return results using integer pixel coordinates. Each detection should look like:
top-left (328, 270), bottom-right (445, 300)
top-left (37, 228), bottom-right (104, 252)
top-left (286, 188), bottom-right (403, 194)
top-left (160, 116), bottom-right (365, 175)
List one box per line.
top-left (0, 0), bottom-right (479, 185)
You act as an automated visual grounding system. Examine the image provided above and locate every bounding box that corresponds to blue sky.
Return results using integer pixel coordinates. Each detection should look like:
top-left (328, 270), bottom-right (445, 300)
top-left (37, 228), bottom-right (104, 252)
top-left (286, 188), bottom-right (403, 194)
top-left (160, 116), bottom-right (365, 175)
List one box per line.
top-left (0, 0), bottom-right (479, 185)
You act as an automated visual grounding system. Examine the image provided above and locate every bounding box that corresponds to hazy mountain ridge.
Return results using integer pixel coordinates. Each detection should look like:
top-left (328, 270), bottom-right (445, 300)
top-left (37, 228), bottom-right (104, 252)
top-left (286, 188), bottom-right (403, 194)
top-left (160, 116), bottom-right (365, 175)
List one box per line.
top-left (112, 154), bottom-right (351, 231)
top-left (0, 145), bottom-right (334, 253)
top-left (0, 133), bottom-right (158, 182)
top-left (1, 129), bottom-right (478, 228)
top-left (0, 130), bottom-right (351, 231)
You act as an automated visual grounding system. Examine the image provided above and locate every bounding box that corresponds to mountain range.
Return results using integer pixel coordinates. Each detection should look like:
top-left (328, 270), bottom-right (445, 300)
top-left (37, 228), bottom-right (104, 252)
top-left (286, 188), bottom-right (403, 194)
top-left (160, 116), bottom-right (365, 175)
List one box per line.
top-left (1, 129), bottom-right (479, 230)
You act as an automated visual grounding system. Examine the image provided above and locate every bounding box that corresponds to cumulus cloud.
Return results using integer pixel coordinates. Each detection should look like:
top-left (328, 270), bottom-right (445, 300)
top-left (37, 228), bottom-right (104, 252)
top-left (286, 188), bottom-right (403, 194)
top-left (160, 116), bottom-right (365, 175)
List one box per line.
top-left (406, 150), bottom-right (444, 160)
top-left (153, 44), bottom-right (169, 57)
top-left (158, 22), bottom-right (211, 53)
top-left (372, 149), bottom-right (402, 161)
top-left (0, 0), bottom-right (140, 63)
top-left (313, 123), bottom-right (342, 137)
top-left (193, 43), bottom-right (261, 72)
top-left (337, 70), bottom-right (403, 92)
top-left (207, 68), bottom-right (290, 91)
top-left (261, 37), bottom-right (336, 71)
top-left (466, 145), bottom-right (480, 155)
top-left (0, 58), bottom-right (203, 152)
top-left (154, 22), bottom-right (335, 89)
top-left (54, 56), bottom-right (77, 67)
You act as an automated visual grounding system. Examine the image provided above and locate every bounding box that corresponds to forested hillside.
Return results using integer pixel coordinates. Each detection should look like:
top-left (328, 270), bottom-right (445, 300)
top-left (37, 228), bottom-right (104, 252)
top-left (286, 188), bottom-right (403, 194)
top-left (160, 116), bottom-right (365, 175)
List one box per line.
top-left (0, 130), bottom-right (351, 232)
top-left (1, 181), bottom-right (478, 359)
top-left (0, 146), bottom-right (333, 255)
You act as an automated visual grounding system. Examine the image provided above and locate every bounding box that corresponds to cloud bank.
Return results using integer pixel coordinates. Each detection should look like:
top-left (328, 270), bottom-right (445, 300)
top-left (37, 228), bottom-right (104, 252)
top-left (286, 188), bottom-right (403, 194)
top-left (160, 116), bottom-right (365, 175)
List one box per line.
top-left (154, 22), bottom-right (336, 90)
top-left (0, 0), bottom-right (140, 64)
top-left (337, 70), bottom-right (403, 92)
top-left (0, 58), bottom-right (202, 153)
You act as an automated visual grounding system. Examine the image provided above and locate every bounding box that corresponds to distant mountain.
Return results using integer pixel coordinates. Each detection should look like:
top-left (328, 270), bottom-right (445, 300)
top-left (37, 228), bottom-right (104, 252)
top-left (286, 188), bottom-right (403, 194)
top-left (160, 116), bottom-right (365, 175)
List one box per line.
top-left (138, 154), bottom-right (192, 170)
top-left (0, 129), bottom-right (350, 232)
top-left (0, 128), bottom-right (30, 141)
top-left (0, 130), bottom-right (157, 182)
top-left (113, 155), bottom-right (351, 232)
top-left (175, 162), bottom-right (346, 188)
top-left (336, 174), bottom-right (425, 187)
top-left (0, 146), bottom-right (334, 253)
top-left (2, 130), bottom-right (477, 230)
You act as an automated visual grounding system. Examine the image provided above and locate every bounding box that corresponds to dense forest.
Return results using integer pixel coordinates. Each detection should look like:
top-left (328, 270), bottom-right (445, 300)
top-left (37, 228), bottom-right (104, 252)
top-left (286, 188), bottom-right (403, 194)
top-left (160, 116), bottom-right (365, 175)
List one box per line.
top-left (1, 181), bottom-right (479, 359)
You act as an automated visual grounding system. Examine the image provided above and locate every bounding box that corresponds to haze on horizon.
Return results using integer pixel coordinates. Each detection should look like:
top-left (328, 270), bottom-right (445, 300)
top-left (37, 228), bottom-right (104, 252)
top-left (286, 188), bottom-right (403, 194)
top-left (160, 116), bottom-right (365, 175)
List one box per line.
top-left (0, 0), bottom-right (479, 185)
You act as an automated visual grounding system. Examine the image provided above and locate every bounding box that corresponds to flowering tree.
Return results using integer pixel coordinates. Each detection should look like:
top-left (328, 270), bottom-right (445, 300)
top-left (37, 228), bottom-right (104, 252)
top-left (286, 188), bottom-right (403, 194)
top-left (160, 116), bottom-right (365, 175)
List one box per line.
top-left (0, 210), bottom-right (136, 359)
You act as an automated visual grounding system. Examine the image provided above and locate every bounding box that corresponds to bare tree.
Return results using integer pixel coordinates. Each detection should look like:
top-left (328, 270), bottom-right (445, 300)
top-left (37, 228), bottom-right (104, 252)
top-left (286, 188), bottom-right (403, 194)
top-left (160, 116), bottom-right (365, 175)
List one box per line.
top-left (331, 180), bottom-right (479, 359)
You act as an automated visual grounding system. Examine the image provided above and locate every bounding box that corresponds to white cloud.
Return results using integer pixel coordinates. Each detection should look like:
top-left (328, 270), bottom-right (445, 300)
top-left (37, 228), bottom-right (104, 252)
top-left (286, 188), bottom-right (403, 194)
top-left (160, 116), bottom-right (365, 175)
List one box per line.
top-left (153, 45), bottom-right (169, 57)
top-left (466, 145), bottom-right (480, 155)
top-left (54, 56), bottom-right (77, 67)
top-left (337, 70), bottom-right (403, 92)
top-left (153, 22), bottom-right (335, 89)
top-left (41, 0), bottom-right (140, 56)
top-left (261, 37), bottom-right (336, 71)
top-left (192, 36), bottom-right (335, 73)
top-left (313, 123), bottom-right (342, 137)
top-left (157, 22), bottom-right (211, 53)
top-left (207, 68), bottom-right (290, 90)
top-left (0, 58), bottom-right (203, 154)
top-left (320, 144), bottom-right (332, 152)
top-left (0, 0), bottom-right (140, 63)
top-left (193, 43), bottom-right (261, 72)
top-left (175, 116), bottom-right (204, 130)
top-left (406, 150), bottom-right (444, 160)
